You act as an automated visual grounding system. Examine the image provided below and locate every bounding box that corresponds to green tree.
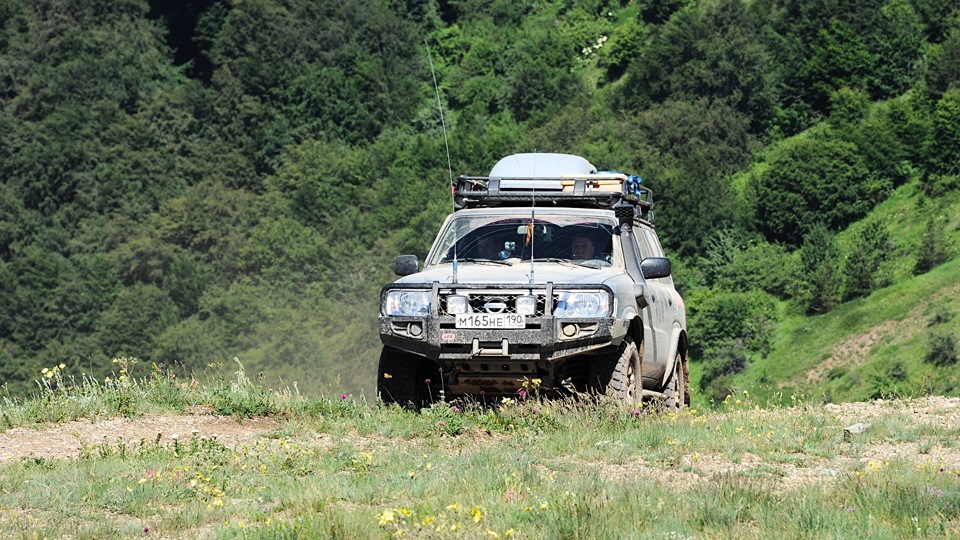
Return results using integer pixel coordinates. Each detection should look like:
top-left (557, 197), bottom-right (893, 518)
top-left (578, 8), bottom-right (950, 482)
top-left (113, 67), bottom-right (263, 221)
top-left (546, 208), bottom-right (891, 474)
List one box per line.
top-left (688, 288), bottom-right (778, 358)
top-left (206, 0), bottom-right (424, 153)
top-left (620, 0), bottom-right (778, 130)
top-left (802, 19), bottom-right (875, 110)
top-left (501, 27), bottom-right (584, 123)
top-left (872, 0), bottom-right (925, 98)
top-left (624, 99), bottom-right (757, 257)
top-left (752, 133), bottom-right (874, 246)
top-left (925, 29), bottom-right (960, 101)
top-left (798, 224), bottom-right (841, 314)
top-left (841, 219), bottom-right (890, 300)
top-left (913, 216), bottom-right (952, 274)
top-left (96, 284), bottom-right (179, 361)
top-left (700, 230), bottom-right (798, 299)
top-left (926, 89), bottom-right (960, 175)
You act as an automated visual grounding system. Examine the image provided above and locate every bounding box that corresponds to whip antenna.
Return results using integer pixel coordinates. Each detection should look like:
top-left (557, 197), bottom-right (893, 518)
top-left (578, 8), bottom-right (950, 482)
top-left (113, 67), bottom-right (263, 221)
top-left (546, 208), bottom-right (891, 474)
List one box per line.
top-left (424, 38), bottom-right (455, 212)
top-left (424, 38), bottom-right (457, 283)
top-left (529, 153), bottom-right (536, 286)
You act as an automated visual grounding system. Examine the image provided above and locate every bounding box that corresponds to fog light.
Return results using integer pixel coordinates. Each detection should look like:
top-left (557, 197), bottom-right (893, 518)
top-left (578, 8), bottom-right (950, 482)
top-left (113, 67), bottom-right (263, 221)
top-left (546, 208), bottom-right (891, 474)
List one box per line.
top-left (447, 295), bottom-right (469, 314)
top-left (408, 323), bottom-right (423, 337)
top-left (515, 295), bottom-right (537, 316)
top-left (562, 324), bottom-right (578, 337)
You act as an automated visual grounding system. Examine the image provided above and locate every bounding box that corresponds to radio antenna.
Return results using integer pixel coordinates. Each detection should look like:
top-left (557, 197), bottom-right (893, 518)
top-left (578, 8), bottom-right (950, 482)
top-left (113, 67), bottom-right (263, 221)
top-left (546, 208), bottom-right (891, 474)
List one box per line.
top-left (529, 153), bottom-right (536, 286)
top-left (424, 38), bottom-right (455, 212)
top-left (424, 38), bottom-right (458, 283)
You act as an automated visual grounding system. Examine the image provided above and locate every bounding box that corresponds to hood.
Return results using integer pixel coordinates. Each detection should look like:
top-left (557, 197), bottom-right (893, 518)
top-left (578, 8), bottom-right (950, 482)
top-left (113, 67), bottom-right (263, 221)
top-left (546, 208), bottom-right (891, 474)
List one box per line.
top-left (393, 262), bottom-right (627, 287)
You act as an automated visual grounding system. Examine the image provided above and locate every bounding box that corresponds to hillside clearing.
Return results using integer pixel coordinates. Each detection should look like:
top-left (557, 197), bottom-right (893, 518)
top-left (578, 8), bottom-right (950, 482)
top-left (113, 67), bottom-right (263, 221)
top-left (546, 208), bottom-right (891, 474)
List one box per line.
top-left (3, 396), bottom-right (958, 489)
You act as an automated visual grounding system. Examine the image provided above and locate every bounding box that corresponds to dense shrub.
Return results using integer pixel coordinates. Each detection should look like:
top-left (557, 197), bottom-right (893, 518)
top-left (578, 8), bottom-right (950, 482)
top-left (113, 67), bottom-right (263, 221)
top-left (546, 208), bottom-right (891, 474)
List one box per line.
top-left (688, 288), bottom-right (778, 358)
top-left (699, 340), bottom-right (749, 392)
top-left (926, 332), bottom-right (958, 366)
top-left (701, 230), bottom-right (799, 299)
top-left (752, 135), bottom-right (875, 246)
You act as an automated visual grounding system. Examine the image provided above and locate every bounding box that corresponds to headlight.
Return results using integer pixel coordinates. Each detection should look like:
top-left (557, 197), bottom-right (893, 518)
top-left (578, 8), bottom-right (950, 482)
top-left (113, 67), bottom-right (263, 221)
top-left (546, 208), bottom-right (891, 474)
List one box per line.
top-left (555, 291), bottom-right (610, 318)
top-left (446, 295), bottom-right (469, 314)
top-left (384, 290), bottom-right (431, 316)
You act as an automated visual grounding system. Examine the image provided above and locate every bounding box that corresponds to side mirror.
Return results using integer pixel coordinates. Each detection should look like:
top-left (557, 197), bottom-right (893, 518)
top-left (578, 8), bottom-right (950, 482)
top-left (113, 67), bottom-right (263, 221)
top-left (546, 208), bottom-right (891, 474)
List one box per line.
top-left (393, 255), bottom-right (420, 276)
top-left (640, 257), bottom-right (672, 279)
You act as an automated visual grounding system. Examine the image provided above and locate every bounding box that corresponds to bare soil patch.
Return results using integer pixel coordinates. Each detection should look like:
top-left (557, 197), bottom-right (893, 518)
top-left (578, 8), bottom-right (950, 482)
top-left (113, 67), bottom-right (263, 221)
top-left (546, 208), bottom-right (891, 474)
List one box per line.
top-left (2, 397), bottom-right (959, 493)
top-left (594, 396), bottom-right (960, 490)
top-left (0, 408), bottom-right (280, 462)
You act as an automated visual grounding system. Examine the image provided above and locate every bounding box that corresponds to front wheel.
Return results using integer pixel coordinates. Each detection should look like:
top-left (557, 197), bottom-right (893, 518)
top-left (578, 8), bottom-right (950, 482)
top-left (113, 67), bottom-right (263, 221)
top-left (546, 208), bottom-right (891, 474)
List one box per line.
top-left (377, 347), bottom-right (439, 410)
top-left (589, 336), bottom-right (643, 404)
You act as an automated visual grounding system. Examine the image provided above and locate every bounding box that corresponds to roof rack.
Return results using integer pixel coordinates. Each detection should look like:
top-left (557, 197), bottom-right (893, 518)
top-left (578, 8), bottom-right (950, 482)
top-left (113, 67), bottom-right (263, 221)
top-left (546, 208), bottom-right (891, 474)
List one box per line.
top-left (453, 173), bottom-right (654, 223)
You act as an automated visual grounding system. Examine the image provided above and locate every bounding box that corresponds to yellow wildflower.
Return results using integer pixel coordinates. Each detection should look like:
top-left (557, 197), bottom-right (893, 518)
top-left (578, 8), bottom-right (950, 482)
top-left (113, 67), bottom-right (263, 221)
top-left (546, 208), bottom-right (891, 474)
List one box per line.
top-left (378, 510), bottom-right (396, 526)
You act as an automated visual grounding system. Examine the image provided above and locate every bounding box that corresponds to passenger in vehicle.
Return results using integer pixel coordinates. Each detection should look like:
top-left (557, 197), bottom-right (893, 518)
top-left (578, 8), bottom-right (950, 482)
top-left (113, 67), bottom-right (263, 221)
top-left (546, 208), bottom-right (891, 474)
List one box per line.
top-left (476, 236), bottom-right (502, 259)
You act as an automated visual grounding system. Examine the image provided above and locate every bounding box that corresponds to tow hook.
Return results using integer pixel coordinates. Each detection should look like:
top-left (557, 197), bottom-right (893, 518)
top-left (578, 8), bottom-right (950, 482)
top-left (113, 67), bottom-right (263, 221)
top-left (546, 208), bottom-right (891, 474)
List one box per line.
top-left (471, 338), bottom-right (509, 357)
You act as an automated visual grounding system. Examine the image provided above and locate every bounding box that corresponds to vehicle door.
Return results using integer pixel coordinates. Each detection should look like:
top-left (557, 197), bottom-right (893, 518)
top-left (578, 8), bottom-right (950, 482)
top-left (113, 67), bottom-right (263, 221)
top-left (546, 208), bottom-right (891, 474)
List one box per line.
top-left (633, 226), bottom-right (673, 367)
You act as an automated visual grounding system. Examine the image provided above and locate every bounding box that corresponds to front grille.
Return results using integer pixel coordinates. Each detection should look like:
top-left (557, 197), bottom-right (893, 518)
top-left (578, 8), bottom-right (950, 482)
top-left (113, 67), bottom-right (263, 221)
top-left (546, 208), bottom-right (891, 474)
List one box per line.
top-left (438, 292), bottom-right (556, 316)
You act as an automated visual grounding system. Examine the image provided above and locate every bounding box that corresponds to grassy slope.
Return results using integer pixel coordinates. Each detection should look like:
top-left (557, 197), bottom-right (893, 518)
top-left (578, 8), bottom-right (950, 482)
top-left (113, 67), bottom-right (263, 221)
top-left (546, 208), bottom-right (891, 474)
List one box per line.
top-left (0, 376), bottom-right (958, 539)
top-left (723, 179), bottom-right (960, 407)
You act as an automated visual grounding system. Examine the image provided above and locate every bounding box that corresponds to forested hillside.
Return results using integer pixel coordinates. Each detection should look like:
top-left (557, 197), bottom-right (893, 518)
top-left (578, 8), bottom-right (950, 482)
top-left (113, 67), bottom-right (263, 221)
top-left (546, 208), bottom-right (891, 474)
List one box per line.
top-left (1, 0), bottom-right (958, 399)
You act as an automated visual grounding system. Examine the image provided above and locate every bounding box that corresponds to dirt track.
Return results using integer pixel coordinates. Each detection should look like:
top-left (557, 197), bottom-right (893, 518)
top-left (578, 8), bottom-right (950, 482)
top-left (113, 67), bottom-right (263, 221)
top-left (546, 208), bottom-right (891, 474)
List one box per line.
top-left (0, 409), bottom-right (279, 462)
top-left (2, 397), bottom-right (959, 491)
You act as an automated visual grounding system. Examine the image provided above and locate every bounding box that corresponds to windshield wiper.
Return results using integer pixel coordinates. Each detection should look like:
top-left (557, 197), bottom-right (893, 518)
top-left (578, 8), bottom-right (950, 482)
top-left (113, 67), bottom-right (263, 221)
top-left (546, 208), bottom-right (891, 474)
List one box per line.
top-left (454, 257), bottom-right (512, 266)
top-left (538, 258), bottom-right (608, 269)
top-left (570, 259), bottom-right (610, 269)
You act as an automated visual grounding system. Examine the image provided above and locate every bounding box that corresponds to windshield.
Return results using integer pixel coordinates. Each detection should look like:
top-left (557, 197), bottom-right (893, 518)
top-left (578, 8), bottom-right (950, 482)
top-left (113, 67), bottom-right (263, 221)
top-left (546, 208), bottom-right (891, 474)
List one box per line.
top-left (427, 214), bottom-right (621, 268)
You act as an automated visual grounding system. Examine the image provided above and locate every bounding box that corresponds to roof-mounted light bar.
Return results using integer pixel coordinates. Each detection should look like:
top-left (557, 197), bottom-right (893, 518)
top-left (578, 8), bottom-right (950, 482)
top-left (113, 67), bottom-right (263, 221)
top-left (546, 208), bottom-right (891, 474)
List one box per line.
top-left (452, 173), bottom-right (654, 223)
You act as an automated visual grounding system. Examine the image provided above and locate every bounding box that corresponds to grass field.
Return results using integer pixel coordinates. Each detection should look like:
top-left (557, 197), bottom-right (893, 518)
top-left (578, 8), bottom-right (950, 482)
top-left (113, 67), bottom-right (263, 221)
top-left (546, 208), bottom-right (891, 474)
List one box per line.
top-left (1, 363), bottom-right (958, 539)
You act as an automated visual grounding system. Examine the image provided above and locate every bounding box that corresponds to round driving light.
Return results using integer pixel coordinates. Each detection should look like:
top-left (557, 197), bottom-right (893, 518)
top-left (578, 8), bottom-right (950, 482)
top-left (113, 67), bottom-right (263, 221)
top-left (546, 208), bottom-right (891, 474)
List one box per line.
top-left (447, 295), bottom-right (469, 315)
top-left (515, 295), bottom-right (537, 316)
top-left (562, 324), bottom-right (578, 337)
top-left (408, 323), bottom-right (423, 337)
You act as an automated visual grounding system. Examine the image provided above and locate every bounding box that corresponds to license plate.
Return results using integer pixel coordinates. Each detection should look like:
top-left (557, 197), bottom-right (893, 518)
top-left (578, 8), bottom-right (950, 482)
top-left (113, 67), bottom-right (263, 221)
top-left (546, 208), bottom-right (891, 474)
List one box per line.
top-left (455, 313), bottom-right (526, 329)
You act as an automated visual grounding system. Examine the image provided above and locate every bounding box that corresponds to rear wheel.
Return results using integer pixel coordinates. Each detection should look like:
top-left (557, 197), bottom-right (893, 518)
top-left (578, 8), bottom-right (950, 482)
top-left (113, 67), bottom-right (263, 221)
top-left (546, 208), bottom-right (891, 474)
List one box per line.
top-left (589, 336), bottom-right (643, 403)
top-left (662, 350), bottom-right (688, 411)
top-left (377, 347), bottom-right (439, 410)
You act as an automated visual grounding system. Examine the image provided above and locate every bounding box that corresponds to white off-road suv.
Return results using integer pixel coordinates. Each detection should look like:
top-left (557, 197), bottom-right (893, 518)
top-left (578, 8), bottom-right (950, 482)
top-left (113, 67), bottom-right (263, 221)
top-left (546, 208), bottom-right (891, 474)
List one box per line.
top-left (378, 153), bottom-right (688, 409)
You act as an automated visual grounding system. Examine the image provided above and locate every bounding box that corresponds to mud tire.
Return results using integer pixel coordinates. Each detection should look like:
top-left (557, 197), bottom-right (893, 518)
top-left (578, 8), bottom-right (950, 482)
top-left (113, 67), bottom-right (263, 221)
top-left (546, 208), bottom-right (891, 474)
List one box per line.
top-left (589, 336), bottom-right (643, 403)
top-left (377, 347), bottom-right (439, 411)
top-left (662, 350), bottom-right (688, 411)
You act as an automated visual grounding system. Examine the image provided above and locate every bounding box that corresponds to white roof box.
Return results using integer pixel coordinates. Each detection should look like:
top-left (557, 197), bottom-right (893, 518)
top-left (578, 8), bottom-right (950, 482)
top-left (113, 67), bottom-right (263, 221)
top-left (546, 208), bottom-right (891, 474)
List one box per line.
top-left (489, 153), bottom-right (597, 189)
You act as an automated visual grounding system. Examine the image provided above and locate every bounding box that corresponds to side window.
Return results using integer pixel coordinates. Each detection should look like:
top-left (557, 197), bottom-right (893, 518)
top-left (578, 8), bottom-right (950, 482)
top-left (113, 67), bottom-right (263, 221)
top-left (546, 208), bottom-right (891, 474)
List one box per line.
top-left (634, 227), bottom-right (656, 259)
top-left (643, 228), bottom-right (665, 257)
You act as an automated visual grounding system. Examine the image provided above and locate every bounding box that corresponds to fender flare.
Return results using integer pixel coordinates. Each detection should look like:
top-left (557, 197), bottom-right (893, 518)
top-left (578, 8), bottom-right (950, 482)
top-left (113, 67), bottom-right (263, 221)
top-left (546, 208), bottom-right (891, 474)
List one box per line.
top-left (659, 325), bottom-right (687, 388)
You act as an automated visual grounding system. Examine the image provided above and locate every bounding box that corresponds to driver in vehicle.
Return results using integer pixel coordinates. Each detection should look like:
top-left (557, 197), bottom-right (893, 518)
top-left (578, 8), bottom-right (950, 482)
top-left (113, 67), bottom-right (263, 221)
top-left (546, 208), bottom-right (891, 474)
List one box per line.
top-left (570, 234), bottom-right (595, 260)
